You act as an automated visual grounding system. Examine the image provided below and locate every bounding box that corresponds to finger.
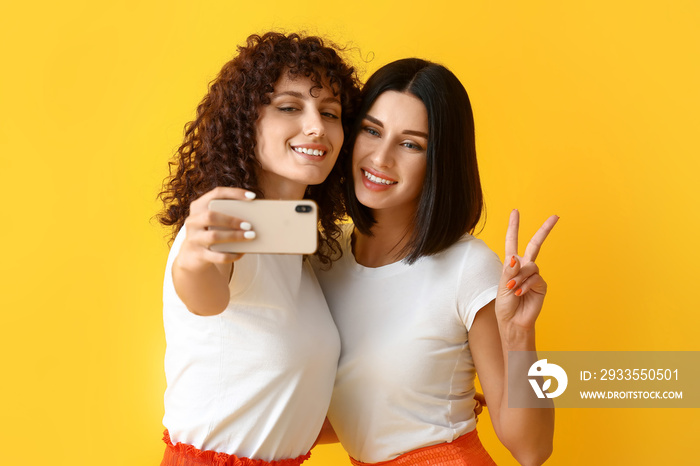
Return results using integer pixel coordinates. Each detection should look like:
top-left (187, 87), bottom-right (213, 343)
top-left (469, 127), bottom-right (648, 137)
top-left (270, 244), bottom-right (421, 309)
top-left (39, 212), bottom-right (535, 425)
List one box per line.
top-left (189, 210), bottom-right (252, 231)
top-left (474, 400), bottom-right (483, 416)
top-left (206, 186), bottom-right (257, 201)
top-left (501, 254), bottom-right (521, 286)
top-left (523, 215), bottom-right (559, 262)
top-left (514, 273), bottom-right (547, 297)
top-left (504, 261), bottom-right (540, 294)
top-left (190, 187), bottom-right (257, 213)
top-left (505, 209), bottom-right (520, 260)
top-left (197, 228), bottom-right (257, 247)
top-left (201, 248), bottom-right (244, 264)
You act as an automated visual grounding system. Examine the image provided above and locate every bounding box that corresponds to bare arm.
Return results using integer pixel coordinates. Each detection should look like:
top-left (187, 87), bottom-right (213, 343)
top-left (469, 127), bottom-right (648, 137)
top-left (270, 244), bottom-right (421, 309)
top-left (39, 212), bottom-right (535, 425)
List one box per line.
top-left (470, 210), bottom-right (558, 466)
top-left (172, 187), bottom-right (256, 316)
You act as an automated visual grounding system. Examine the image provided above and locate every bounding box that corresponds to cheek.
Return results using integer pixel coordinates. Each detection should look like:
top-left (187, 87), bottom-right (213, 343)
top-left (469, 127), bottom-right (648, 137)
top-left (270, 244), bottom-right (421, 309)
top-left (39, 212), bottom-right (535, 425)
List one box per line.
top-left (408, 161), bottom-right (427, 191)
top-left (351, 138), bottom-right (370, 165)
top-left (331, 123), bottom-right (344, 145)
top-left (254, 122), bottom-right (285, 159)
top-left (253, 122), bottom-right (267, 154)
top-left (253, 132), bottom-right (268, 162)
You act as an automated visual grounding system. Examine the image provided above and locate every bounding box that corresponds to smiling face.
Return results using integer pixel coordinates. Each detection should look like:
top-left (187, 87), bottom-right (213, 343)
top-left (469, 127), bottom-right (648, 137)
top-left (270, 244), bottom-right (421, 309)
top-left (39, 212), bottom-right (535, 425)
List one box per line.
top-left (352, 91), bottom-right (429, 218)
top-left (254, 72), bottom-right (344, 199)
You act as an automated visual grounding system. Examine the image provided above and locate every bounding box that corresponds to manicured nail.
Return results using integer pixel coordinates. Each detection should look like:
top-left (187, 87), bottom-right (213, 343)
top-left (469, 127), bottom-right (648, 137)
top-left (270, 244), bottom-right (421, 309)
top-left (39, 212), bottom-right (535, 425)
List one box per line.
top-left (515, 288), bottom-right (523, 296)
top-left (240, 222), bottom-right (252, 231)
top-left (507, 279), bottom-right (516, 290)
top-left (510, 256), bottom-right (516, 267)
top-left (245, 191), bottom-right (256, 199)
top-left (244, 231), bottom-right (256, 239)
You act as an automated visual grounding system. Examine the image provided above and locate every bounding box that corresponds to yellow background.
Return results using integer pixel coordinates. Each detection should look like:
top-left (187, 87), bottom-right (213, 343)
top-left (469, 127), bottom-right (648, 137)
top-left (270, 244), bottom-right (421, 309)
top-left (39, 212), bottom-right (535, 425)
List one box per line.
top-left (1, 1), bottom-right (698, 464)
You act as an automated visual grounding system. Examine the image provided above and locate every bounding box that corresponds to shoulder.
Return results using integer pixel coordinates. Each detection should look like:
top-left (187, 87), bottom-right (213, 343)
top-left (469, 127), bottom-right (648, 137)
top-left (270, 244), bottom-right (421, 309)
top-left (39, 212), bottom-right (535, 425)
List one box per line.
top-left (449, 236), bottom-right (502, 327)
top-left (439, 234), bottom-right (501, 270)
top-left (448, 235), bottom-right (502, 296)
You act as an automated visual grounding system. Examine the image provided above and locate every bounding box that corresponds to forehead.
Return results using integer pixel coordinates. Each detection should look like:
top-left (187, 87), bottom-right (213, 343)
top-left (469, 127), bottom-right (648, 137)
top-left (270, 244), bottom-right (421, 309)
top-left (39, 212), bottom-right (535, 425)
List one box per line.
top-left (271, 72), bottom-right (338, 101)
top-left (367, 91), bottom-right (428, 130)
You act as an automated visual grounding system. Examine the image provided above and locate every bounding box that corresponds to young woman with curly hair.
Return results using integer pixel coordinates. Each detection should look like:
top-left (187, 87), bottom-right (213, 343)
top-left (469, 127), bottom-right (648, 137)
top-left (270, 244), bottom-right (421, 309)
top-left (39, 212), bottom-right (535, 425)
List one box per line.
top-left (157, 32), bottom-right (360, 466)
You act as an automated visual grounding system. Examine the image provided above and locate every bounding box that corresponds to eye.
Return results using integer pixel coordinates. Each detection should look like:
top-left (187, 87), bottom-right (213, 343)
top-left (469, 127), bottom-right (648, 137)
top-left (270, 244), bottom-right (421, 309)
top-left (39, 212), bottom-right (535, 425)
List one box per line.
top-left (277, 106), bottom-right (299, 113)
top-left (402, 141), bottom-right (424, 151)
top-left (363, 126), bottom-right (380, 137)
top-left (322, 111), bottom-right (340, 119)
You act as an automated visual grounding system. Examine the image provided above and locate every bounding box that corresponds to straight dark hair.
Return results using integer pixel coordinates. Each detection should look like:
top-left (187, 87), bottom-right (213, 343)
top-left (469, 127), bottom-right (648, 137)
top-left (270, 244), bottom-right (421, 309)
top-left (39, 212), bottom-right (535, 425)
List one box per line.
top-left (344, 58), bottom-right (484, 264)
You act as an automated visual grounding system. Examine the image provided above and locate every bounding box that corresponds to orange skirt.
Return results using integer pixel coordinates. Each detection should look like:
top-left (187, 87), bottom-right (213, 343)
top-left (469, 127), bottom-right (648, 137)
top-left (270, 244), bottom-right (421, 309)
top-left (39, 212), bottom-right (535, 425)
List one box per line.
top-left (160, 430), bottom-right (311, 466)
top-left (349, 430), bottom-right (496, 466)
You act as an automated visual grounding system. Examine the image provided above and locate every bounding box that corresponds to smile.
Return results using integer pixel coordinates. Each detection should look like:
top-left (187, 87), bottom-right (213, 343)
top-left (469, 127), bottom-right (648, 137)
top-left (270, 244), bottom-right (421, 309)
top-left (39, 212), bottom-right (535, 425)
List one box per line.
top-left (363, 169), bottom-right (397, 185)
top-left (292, 146), bottom-right (326, 156)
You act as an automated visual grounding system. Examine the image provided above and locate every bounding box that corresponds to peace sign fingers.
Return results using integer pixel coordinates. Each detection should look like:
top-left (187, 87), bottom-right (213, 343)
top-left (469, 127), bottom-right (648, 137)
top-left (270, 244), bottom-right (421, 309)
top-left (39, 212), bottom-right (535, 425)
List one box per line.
top-left (497, 210), bottom-right (559, 331)
top-left (505, 210), bottom-right (559, 263)
top-left (522, 214), bottom-right (559, 263)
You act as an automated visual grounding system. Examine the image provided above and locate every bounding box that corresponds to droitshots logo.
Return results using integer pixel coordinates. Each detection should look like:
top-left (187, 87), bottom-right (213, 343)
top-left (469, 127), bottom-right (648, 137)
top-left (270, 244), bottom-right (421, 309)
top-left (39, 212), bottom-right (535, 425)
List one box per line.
top-left (528, 359), bottom-right (568, 398)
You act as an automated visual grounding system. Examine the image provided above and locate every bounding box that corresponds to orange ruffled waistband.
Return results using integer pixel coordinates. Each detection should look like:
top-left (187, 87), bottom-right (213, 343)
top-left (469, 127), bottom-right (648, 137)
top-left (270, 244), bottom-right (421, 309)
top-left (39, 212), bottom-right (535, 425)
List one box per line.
top-left (349, 430), bottom-right (496, 466)
top-left (161, 430), bottom-right (311, 466)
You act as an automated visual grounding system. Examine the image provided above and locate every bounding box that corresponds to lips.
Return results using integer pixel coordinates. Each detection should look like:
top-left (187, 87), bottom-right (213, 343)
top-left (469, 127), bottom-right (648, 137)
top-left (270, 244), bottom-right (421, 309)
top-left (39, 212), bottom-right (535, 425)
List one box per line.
top-left (362, 168), bottom-right (397, 185)
top-left (358, 168), bottom-right (398, 193)
top-left (291, 144), bottom-right (328, 157)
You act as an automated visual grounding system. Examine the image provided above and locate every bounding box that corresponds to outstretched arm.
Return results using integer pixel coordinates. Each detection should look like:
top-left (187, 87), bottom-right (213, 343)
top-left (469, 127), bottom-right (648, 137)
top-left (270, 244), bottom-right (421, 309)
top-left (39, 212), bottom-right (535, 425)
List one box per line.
top-left (470, 209), bottom-right (557, 466)
top-left (172, 187), bottom-right (257, 316)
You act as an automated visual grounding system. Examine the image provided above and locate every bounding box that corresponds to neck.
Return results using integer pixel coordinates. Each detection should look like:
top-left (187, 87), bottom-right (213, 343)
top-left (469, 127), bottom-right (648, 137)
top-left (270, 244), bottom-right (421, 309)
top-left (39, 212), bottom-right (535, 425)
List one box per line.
top-left (258, 173), bottom-right (307, 200)
top-left (353, 205), bottom-right (417, 267)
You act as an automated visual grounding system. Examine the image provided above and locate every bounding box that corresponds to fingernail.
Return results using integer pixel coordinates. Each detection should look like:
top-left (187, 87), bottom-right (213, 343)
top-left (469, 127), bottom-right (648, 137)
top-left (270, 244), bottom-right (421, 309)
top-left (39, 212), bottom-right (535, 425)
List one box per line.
top-left (515, 288), bottom-right (523, 296)
top-left (507, 279), bottom-right (516, 290)
top-left (244, 231), bottom-right (256, 239)
top-left (240, 222), bottom-right (252, 231)
top-left (245, 191), bottom-right (256, 199)
top-left (510, 256), bottom-right (516, 267)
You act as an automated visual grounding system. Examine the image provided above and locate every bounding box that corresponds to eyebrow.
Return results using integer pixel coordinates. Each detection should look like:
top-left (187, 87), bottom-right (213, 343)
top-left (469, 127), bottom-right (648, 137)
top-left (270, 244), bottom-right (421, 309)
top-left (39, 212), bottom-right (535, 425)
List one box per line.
top-left (271, 91), bottom-right (341, 105)
top-left (364, 114), bottom-right (429, 139)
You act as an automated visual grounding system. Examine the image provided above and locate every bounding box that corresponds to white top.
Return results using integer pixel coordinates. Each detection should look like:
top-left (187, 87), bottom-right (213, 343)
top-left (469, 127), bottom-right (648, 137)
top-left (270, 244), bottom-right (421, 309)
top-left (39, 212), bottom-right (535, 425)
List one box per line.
top-left (163, 229), bottom-right (340, 461)
top-left (314, 224), bottom-right (502, 463)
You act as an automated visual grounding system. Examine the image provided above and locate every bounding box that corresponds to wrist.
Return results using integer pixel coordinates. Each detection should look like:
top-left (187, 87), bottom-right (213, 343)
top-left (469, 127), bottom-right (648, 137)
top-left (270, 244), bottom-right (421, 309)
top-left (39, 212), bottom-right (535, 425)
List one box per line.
top-left (173, 242), bottom-right (215, 273)
top-left (498, 323), bottom-right (537, 351)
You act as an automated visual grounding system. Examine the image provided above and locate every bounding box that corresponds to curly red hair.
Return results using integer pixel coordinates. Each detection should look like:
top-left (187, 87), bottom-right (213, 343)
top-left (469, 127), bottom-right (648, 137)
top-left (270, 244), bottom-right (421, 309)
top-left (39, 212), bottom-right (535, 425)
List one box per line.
top-left (158, 32), bottom-right (361, 266)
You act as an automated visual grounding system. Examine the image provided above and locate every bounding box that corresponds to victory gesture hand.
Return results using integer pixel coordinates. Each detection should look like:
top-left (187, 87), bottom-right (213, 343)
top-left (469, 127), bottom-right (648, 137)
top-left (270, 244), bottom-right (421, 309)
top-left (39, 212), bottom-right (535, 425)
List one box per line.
top-left (496, 210), bottom-right (558, 334)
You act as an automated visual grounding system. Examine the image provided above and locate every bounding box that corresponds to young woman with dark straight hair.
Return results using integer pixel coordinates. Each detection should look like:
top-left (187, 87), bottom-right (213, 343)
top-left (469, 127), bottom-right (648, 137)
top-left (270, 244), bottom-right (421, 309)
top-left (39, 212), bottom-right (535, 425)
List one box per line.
top-left (345, 59), bottom-right (484, 264)
top-left (315, 58), bottom-right (557, 466)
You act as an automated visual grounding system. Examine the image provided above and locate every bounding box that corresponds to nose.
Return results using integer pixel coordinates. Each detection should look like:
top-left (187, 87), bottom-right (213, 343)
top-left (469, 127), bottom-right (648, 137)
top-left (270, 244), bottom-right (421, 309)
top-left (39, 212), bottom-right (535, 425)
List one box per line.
top-left (303, 110), bottom-right (326, 138)
top-left (368, 139), bottom-right (393, 168)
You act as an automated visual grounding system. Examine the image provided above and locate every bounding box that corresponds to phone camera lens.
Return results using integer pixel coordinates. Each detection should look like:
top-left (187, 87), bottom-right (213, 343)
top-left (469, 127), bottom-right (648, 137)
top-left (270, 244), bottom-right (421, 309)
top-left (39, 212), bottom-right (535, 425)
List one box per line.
top-left (295, 205), bottom-right (312, 213)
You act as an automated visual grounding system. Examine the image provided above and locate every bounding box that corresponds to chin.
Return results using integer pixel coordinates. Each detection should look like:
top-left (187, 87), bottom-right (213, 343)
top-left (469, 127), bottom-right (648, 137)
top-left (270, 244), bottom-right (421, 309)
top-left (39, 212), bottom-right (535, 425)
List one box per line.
top-left (300, 171), bottom-right (333, 187)
top-left (354, 188), bottom-right (379, 209)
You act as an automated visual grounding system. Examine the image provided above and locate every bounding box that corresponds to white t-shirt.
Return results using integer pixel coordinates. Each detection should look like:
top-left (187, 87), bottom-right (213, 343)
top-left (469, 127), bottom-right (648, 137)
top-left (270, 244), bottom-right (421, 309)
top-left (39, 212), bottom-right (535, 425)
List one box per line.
top-left (163, 229), bottom-right (340, 461)
top-left (314, 224), bottom-right (502, 463)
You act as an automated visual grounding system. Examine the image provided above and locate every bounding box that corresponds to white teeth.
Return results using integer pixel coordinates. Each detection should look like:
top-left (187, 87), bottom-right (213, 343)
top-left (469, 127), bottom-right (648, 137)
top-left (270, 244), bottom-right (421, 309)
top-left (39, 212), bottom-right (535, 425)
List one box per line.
top-left (293, 146), bottom-right (326, 156)
top-left (363, 170), bottom-right (397, 185)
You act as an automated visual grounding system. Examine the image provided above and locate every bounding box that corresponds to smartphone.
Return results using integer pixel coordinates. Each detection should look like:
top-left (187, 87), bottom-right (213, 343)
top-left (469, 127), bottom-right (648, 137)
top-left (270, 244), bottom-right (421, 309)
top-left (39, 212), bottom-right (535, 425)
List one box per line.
top-left (207, 199), bottom-right (318, 254)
